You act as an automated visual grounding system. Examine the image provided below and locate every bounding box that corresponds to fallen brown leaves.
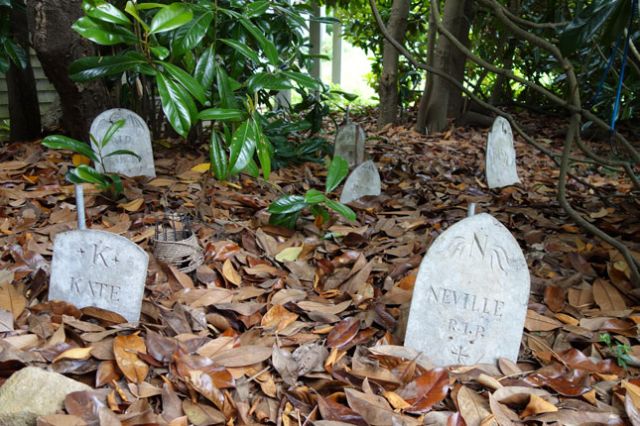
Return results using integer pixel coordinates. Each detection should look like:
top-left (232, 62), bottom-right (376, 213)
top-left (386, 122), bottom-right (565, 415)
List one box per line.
top-left (0, 113), bottom-right (639, 425)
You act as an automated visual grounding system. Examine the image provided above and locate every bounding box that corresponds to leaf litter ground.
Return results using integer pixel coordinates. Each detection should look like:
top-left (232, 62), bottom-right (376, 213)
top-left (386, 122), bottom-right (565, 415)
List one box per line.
top-left (1, 113), bottom-right (639, 425)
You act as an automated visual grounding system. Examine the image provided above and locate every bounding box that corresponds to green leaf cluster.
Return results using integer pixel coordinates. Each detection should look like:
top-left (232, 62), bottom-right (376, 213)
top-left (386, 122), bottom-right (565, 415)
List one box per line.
top-left (70, 0), bottom-right (327, 180)
top-left (268, 155), bottom-right (355, 229)
top-left (41, 119), bottom-right (140, 197)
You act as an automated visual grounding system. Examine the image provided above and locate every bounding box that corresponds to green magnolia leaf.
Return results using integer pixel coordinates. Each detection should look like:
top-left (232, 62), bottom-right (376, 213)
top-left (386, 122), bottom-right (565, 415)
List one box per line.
top-left (73, 17), bottom-right (133, 45)
top-left (150, 46), bottom-right (170, 60)
top-left (149, 3), bottom-right (193, 34)
top-left (124, 1), bottom-right (150, 32)
top-left (243, 159), bottom-right (260, 178)
top-left (42, 135), bottom-right (98, 163)
top-left (269, 211), bottom-right (301, 229)
top-left (282, 70), bottom-right (321, 91)
top-left (0, 57), bottom-right (9, 74)
top-left (86, 2), bottom-right (131, 25)
top-left (245, 1), bottom-right (270, 18)
top-left (156, 72), bottom-right (196, 137)
top-left (107, 173), bottom-right (124, 196)
top-left (325, 155), bottom-right (349, 193)
top-left (220, 38), bottom-right (260, 63)
top-left (158, 61), bottom-right (207, 104)
top-left (198, 108), bottom-right (244, 121)
top-left (103, 149), bottom-right (141, 160)
top-left (216, 67), bottom-right (238, 109)
top-left (304, 189), bottom-right (325, 204)
top-left (209, 131), bottom-right (228, 180)
top-left (194, 45), bottom-right (215, 92)
top-left (3, 38), bottom-right (28, 69)
top-left (69, 52), bottom-right (149, 81)
top-left (559, 0), bottom-right (623, 54)
top-left (324, 199), bottom-right (356, 222)
top-left (173, 10), bottom-right (213, 55)
top-left (268, 195), bottom-right (307, 214)
top-left (239, 18), bottom-right (278, 65)
top-left (101, 119), bottom-right (125, 147)
top-left (228, 120), bottom-right (257, 175)
top-left (247, 72), bottom-right (293, 92)
top-left (253, 118), bottom-right (271, 180)
top-left (70, 165), bottom-right (110, 186)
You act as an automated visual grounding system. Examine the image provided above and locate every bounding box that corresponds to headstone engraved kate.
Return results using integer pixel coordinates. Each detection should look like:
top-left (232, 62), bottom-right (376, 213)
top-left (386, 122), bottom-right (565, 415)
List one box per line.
top-left (48, 230), bottom-right (149, 322)
top-left (486, 116), bottom-right (520, 188)
top-left (404, 213), bottom-right (530, 366)
top-left (90, 108), bottom-right (156, 178)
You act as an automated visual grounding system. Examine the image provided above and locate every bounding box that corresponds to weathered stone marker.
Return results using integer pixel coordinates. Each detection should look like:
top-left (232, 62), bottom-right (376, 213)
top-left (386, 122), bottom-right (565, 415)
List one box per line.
top-left (334, 120), bottom-right (366, 168)
top-left (486, 116), bottom-right (520, 188)
top-left (404, 213), bottom-right (529, 366)
top-left (340, 160), bottom-right (381, 203)
top-left (90, 108), bottom-right (156, 178)
top-left (49, 230), bottom-right (148, 322)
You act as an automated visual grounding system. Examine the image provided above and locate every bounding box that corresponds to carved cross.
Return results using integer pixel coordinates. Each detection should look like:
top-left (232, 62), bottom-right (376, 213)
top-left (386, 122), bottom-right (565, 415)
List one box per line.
top-left (451, 345), bottom-right (470, 364)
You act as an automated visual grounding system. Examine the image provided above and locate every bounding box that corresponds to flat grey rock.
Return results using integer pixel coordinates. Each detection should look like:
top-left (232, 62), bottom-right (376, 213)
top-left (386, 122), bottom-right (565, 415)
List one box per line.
top-left (90, 108), bottom-right (156, 178)
top-left (0, 367), bottom-right (91, 426)
top-left (404, 213), bottom-right (530, 366)
top-left (334, 122), bottom-right (366, 167)
top-left (486, 116), bottom-right (520, 188)
top-left (48, 230), bottom-right (149, 323)
top-left (339, 160), bottom-right (381, 204)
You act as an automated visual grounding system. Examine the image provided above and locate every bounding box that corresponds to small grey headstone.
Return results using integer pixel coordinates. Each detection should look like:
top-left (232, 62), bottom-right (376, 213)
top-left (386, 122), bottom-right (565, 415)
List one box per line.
top-left (340, 160), bottom-right (381, 204)
top-left (334, 122), bottom-right (366, 167)
top-left (404, 213), bottom-right (529, 366)
top-left (49, 230), bottom-right (148, 323)
top-left (90, 108), bottom-right (156, 178)
top-left (486, 116), bottom-right (520, 188)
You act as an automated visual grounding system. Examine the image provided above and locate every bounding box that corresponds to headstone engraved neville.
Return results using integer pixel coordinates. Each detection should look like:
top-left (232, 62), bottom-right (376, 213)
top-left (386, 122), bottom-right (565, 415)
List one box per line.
top-left (48, 230), bottom-right (149, 322)
top-left (90, 108), bottom-right (156, 178)
top-left (486, 116), bottom-right (520, 188)
top-left (334, 121), bottom-right (366, 168)
top-left (404, 213), bottom-right (529, 366)
top-left (340, 160), bottom-right (381, 204)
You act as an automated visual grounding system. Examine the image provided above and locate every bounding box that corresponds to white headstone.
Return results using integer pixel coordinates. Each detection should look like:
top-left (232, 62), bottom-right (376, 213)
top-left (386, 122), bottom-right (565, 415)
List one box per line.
top-left (339, 160), bottom-right (381, 204)
top-left (405, 213), bottom-right (529, 366)
top-left (334, 122), bottom-right (366, 167)
top-left (486, 117), bottom-right (519, 188)
top-left (90, 108), bottom-right (156, 178)
top-left (48, 230), bottom-right (149, 323)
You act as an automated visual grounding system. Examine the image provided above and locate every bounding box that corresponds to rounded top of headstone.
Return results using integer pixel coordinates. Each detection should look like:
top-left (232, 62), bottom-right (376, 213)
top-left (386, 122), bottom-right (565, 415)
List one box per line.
top-left (56, 229), bottom-right (149, 260)
top-left (90, 108), bottom-right (148, 136)
top-left (490, 116), bottom-right (512, 139)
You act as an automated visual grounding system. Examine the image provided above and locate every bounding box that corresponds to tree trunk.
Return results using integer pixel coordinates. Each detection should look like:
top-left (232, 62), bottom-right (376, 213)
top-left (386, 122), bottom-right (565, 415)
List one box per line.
top-left (7, 0), bottom-right (41, 141)
top-left (26, 0), bottom-right (111, 140)
top-left (424, 0), bottom-right (473, 133)
top-left (378, 0), bottom-right (411, 128)
top-left (415, 5), bottom-right (437, 133)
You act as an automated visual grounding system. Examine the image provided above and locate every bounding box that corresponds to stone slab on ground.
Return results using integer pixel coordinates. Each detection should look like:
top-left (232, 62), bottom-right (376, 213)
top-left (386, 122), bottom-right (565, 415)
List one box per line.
top-left (90, 108), bottom-right (156, 178)
top-left (48, 229), bottom-right (149, 323)
top-left (339, 160), bottom-right (381, 204)
top-left (486, 116), bottom-right (520, 188)
top-left (334, 122), bottom-right (366, 167)
top-left (404, 213), bottom-right (530, 366)
top-left (0, 367), bottom-right (91, 426)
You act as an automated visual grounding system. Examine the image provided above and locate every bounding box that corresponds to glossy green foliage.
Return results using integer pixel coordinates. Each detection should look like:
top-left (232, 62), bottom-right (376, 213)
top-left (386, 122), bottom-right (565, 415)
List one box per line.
top-left (0, 1), bottom-right (28, 73)
top-left (268, 155), bottom-right (356, 229)
top-left (42, 119), bottom-right (139, 197)
top-left (70, 0), bottom-right (327, 180)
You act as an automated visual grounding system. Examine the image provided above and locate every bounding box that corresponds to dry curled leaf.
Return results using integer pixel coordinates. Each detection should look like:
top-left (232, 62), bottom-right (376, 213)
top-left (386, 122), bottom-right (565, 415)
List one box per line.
top-left (113, 334), bottom-right (148, 383)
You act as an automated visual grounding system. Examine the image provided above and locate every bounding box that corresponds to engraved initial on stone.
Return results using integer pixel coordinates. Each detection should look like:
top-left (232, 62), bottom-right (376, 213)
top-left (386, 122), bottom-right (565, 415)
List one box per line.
top-left (448, 232), bottom-right (510, 273)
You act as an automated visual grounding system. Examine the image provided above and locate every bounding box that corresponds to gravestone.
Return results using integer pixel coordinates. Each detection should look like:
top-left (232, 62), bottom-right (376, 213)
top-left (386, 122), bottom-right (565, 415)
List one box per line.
top-left (48, 230), bottom-right (149, 323)
top-left (334, 122), bottom-right (366, 167)
top-left (340, 160), bottom-right (381, 204)
top-left (90, 108), bottom-right (156, 178)
top-left (404, 213), bottom-right (529, 366)
top-left (486, 116), bottom-right (520, 188)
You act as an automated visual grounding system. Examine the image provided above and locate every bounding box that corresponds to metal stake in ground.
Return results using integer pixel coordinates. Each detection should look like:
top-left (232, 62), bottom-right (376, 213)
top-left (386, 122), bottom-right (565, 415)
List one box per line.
top-left (75, 184), bottom-right (86, 230)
